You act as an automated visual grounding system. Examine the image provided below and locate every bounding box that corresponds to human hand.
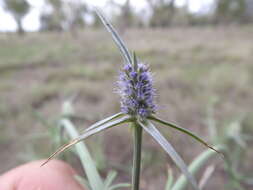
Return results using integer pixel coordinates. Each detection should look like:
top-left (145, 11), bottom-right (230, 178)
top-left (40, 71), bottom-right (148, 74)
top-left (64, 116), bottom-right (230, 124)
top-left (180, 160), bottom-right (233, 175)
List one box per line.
top-left (0, 159), bottom-right (85, 190)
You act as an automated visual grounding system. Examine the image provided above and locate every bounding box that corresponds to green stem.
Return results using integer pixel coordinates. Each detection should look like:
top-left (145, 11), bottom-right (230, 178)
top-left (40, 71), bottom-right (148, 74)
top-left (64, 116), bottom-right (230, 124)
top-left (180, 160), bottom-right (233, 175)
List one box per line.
top-left (132, 122), bottom-right (143, 190)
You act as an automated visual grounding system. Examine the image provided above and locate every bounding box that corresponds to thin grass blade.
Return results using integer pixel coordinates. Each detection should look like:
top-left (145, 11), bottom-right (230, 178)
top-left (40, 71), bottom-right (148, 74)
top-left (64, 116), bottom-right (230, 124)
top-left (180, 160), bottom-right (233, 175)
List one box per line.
top-left (104, 171), bottom-right (130, 190)
top-left (84, 112), bottom-right (124, 132)
top-left (41, 116), bottom-right (132, 166)
top-left (109, 183), bottom-right (131, 190)
top-left (104, 170), bottom-right (118, 188)
top-left (171, 145), bottom-right (224, 190)
top-left (198, 165), bottom-right (215, 189)
top-left (74, 175), bottom-right (91, 190)
top-left (139, 120), bottom-right (200, 190)
top-left (148, 115), bottom-right (223, 156)
top-left (95, 8), bottom-right (132, 64)
top-left (165, 169), bottom-right (174, 190)
top-left (60, 119), bottom-right (104, 190)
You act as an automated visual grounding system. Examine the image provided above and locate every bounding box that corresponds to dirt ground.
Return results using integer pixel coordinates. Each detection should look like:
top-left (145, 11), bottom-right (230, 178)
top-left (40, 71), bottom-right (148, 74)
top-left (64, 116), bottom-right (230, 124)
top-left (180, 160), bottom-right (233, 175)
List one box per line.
top-left (0, 27), bottom-right (253, 189)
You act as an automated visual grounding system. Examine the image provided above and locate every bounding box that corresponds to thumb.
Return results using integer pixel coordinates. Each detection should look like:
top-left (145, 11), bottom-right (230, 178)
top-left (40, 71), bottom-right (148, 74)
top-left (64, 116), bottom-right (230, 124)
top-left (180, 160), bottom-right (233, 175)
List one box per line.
top-left (0, 159), bottom-right (85, 190)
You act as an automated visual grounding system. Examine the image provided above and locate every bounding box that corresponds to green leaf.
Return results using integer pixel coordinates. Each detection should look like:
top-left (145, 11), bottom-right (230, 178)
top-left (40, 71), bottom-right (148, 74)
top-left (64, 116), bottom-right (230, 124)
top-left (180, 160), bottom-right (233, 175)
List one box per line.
top-left (109, 183), bottom-right (131, 190)
top-left (165, 169), bottom-right (174, 190)
top-left (104, 170), bottom-right (118, 188)
top-left (41, 116), bottom-right (132, 166)
top-left (95, 8), bottom-right (132, 64)
top-left (104, 170), bottom-right (130, 190)
top-left (198, 165), bottom-right (215, 189)
top-left (84, 112), bottom-right (124, 132)
top-left (60, 119), bottom-right (104, 190)
top-left (148, 115), bottom-right (223, 156)
top-left (74, 175), bottom-right (91, 190)
top-left (139, 120), bottom-right (200, 190)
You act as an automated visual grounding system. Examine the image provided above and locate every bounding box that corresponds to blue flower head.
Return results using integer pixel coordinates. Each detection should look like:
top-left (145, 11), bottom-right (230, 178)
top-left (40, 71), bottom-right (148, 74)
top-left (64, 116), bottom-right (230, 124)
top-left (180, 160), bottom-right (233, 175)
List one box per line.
top-left (118, 59), bottom-right (157, 118)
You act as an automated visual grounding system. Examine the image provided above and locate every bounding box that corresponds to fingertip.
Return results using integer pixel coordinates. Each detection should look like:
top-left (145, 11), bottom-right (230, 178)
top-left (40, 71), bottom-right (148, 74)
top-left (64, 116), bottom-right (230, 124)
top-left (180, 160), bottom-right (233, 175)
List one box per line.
top-left (0, 160), bottom-right (85, 190)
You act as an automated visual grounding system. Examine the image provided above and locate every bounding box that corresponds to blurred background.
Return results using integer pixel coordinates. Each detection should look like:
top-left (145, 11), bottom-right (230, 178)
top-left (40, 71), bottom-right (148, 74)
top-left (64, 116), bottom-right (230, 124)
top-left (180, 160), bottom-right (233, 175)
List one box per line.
top-left (0, 0), bottom-right (253, 189)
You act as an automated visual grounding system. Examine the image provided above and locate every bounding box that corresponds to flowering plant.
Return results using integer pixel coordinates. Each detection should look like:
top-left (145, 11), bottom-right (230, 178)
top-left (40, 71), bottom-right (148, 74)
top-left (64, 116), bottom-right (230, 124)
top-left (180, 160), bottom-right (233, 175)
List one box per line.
top-left (42, 10), bottom-right (221, 190)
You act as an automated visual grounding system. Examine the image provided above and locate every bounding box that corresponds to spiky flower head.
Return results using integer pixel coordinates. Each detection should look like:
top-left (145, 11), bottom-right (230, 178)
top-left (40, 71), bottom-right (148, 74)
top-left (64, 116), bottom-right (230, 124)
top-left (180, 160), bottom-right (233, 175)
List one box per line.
top-left (118, 55), bottom-right (156, 118)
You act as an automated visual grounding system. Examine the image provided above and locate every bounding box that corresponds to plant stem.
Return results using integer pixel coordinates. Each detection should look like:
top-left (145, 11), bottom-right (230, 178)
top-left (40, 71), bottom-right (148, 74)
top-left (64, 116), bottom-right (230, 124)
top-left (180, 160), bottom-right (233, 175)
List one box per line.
top-left (132, 122), bottom-right (143, 190)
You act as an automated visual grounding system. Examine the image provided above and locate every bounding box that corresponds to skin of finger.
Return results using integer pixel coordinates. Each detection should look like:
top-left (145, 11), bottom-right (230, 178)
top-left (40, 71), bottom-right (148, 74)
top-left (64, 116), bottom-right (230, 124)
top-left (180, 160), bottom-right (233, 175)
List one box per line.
top-left (0, 159), bottom-right (85, 190)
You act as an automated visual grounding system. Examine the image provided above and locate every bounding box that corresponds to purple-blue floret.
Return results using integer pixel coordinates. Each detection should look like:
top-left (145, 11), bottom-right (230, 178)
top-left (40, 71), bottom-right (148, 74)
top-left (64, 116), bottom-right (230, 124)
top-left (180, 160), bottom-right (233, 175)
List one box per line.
top-left (118, 62), bottom-right (156, 118)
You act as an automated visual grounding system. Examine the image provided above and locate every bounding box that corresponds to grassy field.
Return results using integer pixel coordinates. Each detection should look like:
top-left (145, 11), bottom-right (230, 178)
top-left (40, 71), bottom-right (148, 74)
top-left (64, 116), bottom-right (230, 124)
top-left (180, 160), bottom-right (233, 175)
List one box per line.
top-left (0, 27), bottom-right (253, 189)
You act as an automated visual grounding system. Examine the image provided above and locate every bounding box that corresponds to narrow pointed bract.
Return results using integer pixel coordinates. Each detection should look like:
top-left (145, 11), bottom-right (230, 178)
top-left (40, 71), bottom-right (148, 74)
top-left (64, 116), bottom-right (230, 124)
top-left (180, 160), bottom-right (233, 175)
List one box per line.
top-left (139, 120), bottom-right (200, 190)
top-left (84, 112), bottom-right (124, 132)
top-left (148, 115), bottom-right (224, 157)
top-left (41, 116), bottom-right (132, 166)
top-left (94, 8), bottom-right (132, 64)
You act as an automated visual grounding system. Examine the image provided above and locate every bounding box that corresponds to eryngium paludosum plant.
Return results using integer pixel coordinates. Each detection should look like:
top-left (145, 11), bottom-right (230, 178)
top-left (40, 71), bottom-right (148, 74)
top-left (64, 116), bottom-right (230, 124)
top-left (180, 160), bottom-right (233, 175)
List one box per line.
top-left (42, 9), bottom-right (222, 190)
